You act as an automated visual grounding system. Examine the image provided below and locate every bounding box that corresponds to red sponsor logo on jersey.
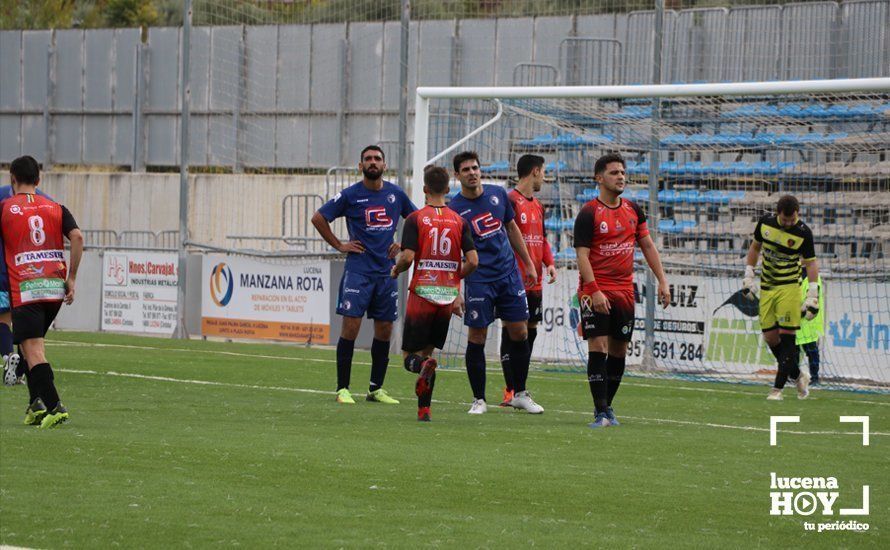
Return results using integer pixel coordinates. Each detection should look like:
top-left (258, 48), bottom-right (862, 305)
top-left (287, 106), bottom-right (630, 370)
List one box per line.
top-left (471, 212), bottom-right (501, 237)
top-left (365, 206), bottom-right (393, 228)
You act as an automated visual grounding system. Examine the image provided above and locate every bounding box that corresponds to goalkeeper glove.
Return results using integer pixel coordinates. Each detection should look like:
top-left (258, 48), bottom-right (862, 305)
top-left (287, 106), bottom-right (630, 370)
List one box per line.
top-left (803, 283), bottom-right (819, 321)
top-left (742, 265), bottom-right (758, 300)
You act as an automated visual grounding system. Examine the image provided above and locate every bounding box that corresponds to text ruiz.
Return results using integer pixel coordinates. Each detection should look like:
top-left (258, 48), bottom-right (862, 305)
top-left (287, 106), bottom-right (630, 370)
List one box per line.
top-left (769, 473), bottom-right (869, 516)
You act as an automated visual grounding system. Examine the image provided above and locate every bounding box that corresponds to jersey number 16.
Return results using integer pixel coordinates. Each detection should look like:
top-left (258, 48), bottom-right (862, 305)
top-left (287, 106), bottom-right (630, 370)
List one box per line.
top-left (428, 227), bottom-right (452, 256)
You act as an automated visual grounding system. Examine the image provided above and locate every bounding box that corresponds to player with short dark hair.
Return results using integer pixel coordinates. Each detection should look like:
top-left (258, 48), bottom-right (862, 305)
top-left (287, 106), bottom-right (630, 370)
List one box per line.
top-left (449, 151), bottom-right (544, 415)
top-left (574, 153), bottom-right (670, 428)
top-left (743, 194), bottom-right (819, 400)
top-left (497, 154), bottom-right (557, 406)
top-left (1, 155), bottom-right (84, 428)
top-left (1, 181), bottom-right (52, 387)
top-left (391, 166), bottom-right (478, 421)
top-left (312, 145), bottom-right (417, 405)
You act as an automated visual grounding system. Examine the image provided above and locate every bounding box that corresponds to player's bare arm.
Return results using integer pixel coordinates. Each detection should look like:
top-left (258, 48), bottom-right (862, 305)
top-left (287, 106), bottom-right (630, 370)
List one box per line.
top-left (460, 249), bottom-right (479, 280)
top-left (390, 248), bottom-right (415, 279)
top-left (64, 228), bottom-right (84, 305)
top-left (506, 219), bottom-right (537, 286)
top-left (638, 234), bottom-right (670, 309)
top-left (575, 246), bottom-right (610, 314)
top-left (802, 257), bottom-right (820, 320)
top-left (311, 211), bottom-right (364, 254)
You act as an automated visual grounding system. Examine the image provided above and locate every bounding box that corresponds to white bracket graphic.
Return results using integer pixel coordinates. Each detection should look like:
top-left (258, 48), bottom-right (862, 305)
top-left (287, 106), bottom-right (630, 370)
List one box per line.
top-left (770, 416), bottom-right (800, 446)
top-left (840, 485), bottom-right (870, 516)
top-left (839, 416), bottom-right (870, 446)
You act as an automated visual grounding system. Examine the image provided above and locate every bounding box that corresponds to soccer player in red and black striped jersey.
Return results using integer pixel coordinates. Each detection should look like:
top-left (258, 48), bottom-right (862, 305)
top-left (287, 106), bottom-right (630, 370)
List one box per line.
top-left (0, 155), bottom-right (84, 428)
top-left (498, 154), bottom-right (557, 406)
top-left (574, 153), bottom-right (670, 428)
top-left (391, 166), bottom-right (478, 421)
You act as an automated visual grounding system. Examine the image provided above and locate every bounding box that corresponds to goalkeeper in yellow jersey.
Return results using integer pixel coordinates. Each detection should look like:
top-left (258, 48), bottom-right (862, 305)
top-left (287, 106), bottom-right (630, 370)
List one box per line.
top-left (742, 195), bottom-right (819, 400)
top-left (798, 267), bottom-right (825, 386)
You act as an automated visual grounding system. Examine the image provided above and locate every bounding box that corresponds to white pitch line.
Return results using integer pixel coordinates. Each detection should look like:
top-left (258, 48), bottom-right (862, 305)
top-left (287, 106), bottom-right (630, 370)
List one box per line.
top-left (47, 339), bottom-right (890, 405)
top-left (56, 368), bottom-right (890, 438)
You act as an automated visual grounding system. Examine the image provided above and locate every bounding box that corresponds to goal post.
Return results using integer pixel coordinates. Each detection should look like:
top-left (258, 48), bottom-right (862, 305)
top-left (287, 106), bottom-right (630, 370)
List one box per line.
top-left (412, 78), bottom-right (890, 391)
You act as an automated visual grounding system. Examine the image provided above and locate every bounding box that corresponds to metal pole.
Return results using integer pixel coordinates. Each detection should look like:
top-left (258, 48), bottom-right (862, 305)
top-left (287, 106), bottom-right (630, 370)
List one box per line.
top-left (174, 0), bottom-right (192, 340)
top-left (132, 43), bottom-right (145, 172)
top-left (644, 0), bottom-right (665, 368)
top-left (44, 40), bottom-right (55, 169)
top-left (397, 0), bottom-right (410, 188)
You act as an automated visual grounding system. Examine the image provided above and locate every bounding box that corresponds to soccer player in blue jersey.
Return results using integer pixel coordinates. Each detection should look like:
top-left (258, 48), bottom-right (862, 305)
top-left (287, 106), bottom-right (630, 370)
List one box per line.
top-left (1, 184), bottom-right (51, 387)
top-left (448, 151), bottom-right (544, 414)
top-left (311, 145), bottom-right (417, 404)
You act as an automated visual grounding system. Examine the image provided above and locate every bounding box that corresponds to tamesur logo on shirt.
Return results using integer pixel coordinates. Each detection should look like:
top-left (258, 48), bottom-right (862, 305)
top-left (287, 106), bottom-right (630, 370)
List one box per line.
top-left (15, 249), bottom-right (64, 266)
top-left (418, 259), bottom-right (459, 271)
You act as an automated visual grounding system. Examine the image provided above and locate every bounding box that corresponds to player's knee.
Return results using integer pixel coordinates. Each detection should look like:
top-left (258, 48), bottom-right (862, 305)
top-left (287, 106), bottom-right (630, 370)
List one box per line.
top-left (468, 328), bottom-right (487, 345)
top-left (506, 325), bottom-right (527, 342)
top-left (374, 322), bottom-right (393, 341)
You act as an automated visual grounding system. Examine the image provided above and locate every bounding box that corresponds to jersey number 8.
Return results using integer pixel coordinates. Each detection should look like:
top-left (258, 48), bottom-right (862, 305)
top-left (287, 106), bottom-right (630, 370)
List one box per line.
top-left (429, 227), bottom-right (452, 256)
top-left (28, 215), bottom-right (46, 246)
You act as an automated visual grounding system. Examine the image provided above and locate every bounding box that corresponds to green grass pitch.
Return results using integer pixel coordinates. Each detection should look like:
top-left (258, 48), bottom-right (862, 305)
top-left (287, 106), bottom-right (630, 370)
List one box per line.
top-left (1, 331), bottom-right (886, 548)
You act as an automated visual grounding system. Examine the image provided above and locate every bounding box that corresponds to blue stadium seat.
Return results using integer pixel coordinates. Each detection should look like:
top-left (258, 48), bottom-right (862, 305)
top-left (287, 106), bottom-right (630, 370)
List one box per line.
top-left (481, 161), bottom-right (509, 174)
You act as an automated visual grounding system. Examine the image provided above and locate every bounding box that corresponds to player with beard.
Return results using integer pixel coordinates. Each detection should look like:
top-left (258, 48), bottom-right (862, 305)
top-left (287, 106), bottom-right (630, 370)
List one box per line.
top-left (312, 145), bottom-right (417, 405)
top-left (498, 154), bottom-right (557, 406)
top-left (574, 153), bottom-right (670, 428)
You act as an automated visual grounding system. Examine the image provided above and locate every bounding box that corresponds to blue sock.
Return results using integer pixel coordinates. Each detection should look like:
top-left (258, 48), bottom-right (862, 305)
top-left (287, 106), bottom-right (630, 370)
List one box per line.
top-left (0, 323), bottom-right (12, 358)
top-left (369, 338), bottom-right (390, 392)
top-left (336, 337), bottom-right (355, 391)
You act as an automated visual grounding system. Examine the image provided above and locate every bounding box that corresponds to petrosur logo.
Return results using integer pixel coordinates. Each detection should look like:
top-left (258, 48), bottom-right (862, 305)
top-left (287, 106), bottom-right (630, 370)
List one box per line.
top-left (209, 263), bottom-right (234, 307)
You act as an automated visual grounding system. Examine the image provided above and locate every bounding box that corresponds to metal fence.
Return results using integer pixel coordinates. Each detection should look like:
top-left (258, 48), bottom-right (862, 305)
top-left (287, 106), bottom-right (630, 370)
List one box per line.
top-left (1, 0), bottom-right (887, 170)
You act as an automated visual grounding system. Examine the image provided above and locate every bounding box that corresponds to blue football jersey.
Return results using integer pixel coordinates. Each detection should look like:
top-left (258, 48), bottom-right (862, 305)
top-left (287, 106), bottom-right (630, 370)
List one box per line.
top-left (318, 181), bottom-right (416, 276)
top-left (448, 184), bottom-right (518, 283)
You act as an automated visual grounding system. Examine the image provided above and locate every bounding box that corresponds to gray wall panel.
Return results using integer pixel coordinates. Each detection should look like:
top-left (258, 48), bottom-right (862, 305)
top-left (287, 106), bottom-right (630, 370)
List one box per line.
top-left (310, 24), bottom-right (346, 111)
top-left (245, 26), bottom-right (278, 111)
top-left (277, 25), bottom-right (311, 111)
top-left (532, 16), bottom-right (573, 69)
top-left (1, 116), bottom-right (20, 160)
top-left (781, 2), bottom-right (838, 80)
top-left (723, 6), bottom-right (782, 81)
top-left (147, 28), bottom-right (179, 110)
top-left (146, 116), bottom-right (176, 165)
top-left (241, 117), bottom-right (276, 167)
top-left (349, 22), bottom-right (385, 111)
top-left (208, 115), bottom-right (235, 166)
top-left (417, 20), bottom-right (454, 86)
top-left (189, 115), bottom-right (209, 166)
top-left (84, 29), bottom-right (113, 109)
top-left (382, 21), bottom-right (417, 111)
top-left (309, 116), bottom-right (339, 167)
top-left (577, 14), bottom-right (618, 38)
top-left (22, 31), bottom-right (51, 110)
top-left (209, 26), bottom-right (241, 111)
top-left (113, 115), bottom-right (133, 164)
top-left (53, 115), bottom-right (82, 163)
top-left (347, 115), bottom-right (381, 160)
top-left (495, 17), bottom-right (534, 86)
top-left (625, 10), bottom-right (677, 84)
top-left (0, 31), bottom-right (21, 109)
top-left (276, 117), bottom-right (310, 167)
top-left (113, 29), bottom-right (140, 112)
top-left (842, 0), bottom-right (888, 78)
top-left (458, 19), bottom-right (497, 86)
top-left (83, 116), bottom-right (112, 164)
top-left (21, 116), bottom-right (45, 162)
top-left (671, 8), bottom-right (728, 83)
top-left (55, 30), bottom-right (83, 110)
top-left (189, 27), bottom-right (211, 111)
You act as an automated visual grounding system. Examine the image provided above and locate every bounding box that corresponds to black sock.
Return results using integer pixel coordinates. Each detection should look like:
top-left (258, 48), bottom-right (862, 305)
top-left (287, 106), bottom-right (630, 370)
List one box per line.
top-left (369, 338), bottom-right (390, 392)
top-left (606, 355), bottom-right (626, 406)
top-left (418, 372), bottom-right (436, 408)
top-left (17, 348), bottom-right (29, 380)
top-left (803, 342), bottom-right (820, 378)
top-left (0, 323), bottom-right (11, 358)
top-left (25, 368), bottom-right (38, 403)
top-left (30, 363), bottom-right (60, 410)
top-left (466, 341), bottom-right (486, 400)
top-left (780, 333), bottom-right (800, 380)
top-left (509, 337), bottom-right (530, 393)
top-left (404, 354), bottom-right (423, 374)
top-left (500, 327), bottom-right (513, 391)
top-left (527, 327), bottom-right (538, 356)
top-left (336, 337), bottom-right (355, 390)
top-left (587, 351), bottom-right (609, 414)
top-left (769, 341), bottom-right (787, 389)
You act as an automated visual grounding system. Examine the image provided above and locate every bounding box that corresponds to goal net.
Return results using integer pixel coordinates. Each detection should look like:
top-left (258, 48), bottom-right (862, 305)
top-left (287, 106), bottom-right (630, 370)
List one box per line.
top-left (412, 79), bottom-right (890, 392)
